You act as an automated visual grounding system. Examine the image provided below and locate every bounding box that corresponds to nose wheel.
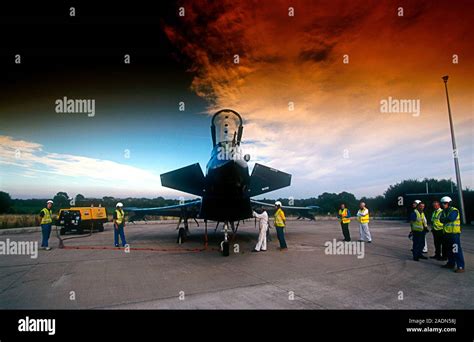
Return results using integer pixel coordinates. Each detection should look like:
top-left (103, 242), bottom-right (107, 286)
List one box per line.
top-left (220, 222), bottom-right (230, 256)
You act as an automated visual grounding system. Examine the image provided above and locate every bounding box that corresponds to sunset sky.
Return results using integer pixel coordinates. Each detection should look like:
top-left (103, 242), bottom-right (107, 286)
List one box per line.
top-left (0, 0), bottom-right (473, 199)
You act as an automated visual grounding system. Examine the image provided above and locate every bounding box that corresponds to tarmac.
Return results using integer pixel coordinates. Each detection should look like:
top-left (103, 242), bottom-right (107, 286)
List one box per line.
top-left (0, 219), bottom-right (472, 309)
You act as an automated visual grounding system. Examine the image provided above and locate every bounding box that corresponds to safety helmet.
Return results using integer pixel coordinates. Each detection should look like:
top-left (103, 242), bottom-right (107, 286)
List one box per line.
top-left (116, 202), bottom-right (124, 207)
top-left (440, 196), bottom-right (452, 204)
top-left (275, 201), bottom-right (282, 207)
top-left (413, 200), bottom-right (421, 205)
top-left (47, 200), bottom-right (54, 204)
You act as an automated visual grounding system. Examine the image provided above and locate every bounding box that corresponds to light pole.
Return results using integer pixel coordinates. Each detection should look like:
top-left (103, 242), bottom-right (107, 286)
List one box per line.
top-left (442, 75), bottom-right (466, 224)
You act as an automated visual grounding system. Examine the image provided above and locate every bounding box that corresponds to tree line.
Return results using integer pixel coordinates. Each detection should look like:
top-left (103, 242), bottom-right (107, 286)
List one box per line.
top-left (0, 178), bottom-right (472, 222)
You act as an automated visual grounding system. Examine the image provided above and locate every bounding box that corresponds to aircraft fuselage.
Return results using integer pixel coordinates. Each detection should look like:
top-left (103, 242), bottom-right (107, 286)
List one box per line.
top-left (201, 145), bottom-right (253, 222)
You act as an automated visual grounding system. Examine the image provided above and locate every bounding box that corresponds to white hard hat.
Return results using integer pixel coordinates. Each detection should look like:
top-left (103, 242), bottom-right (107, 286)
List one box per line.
top-left (414, 200), bottom-right (421, 204)
top-left (47, 200), bottom-right (54, 204)
top-left (116, 202), bottom-right (123, 207)
top-left (275, 201), bottom-right (282, 207)
top-left (440, 196), bottom-right (452, 203)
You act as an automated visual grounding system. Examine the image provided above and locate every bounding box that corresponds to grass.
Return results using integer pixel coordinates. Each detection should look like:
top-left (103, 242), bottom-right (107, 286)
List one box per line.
top-left (0, 214), bottom-right (178, 229)
top-left (0, 214), bottom-right (40, 229)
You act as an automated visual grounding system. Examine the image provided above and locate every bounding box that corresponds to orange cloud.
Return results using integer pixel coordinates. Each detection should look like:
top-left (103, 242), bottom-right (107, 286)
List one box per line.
top-left (165, 0), bottom-right (474, 196)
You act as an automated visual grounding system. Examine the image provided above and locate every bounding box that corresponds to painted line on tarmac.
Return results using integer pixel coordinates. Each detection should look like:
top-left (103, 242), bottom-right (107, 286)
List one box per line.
top-left (62, 245), bottom-right (220, 253)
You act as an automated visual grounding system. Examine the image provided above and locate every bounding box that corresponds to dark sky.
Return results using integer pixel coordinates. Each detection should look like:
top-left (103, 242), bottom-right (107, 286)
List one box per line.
top-left (0, 2), bottom-right (191, 107)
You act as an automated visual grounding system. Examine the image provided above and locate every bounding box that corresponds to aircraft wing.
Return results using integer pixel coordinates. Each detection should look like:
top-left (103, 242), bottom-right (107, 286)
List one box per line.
top-left (248, 163), bottom-right (291, 197)
top-left (125, 200), bottom-right (201, 222)
top-left (250, 199), bottom-right (319, 220)
top-left (160, 163), bottom-right (205, 196)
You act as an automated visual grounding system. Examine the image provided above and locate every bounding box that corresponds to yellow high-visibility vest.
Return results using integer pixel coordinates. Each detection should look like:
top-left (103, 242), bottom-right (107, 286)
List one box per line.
top-left (338, 209), bottom-right (350, 224)
top-left (115, 209), bottom-right (125, 224)
top-left (40, 208), bottom-right (53, 225)
top-left (431, 208), bottom-right (444, 231)
top-left (274, 208), bottom-right (285, 227)
top-left (357, 209), bottom-right (369, 224)
top-left (443, 207), bottom-right (461, 234)
top-left (411, 209), bottom-right (425, 232)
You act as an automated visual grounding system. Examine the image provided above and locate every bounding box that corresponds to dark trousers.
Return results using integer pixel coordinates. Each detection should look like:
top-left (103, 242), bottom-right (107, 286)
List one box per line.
top-left (114, 223), bottom-right (127, 247)
top-left (275, 226), bottom-right (287, 249)
top-left (412, 231), bottom-right (425, 259)
top-left (340, 223), bottom-right (351, 241)
top-left (444, 233), bottom-right (465, 269)
top-left (432, 229), bottom-right (446, 258)
top-left (41, 224), bottom-right (52, 247)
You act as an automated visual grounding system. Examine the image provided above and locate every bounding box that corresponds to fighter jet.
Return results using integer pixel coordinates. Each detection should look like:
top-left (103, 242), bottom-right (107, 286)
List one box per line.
top-left (126, 109), bottom-right (317, 254)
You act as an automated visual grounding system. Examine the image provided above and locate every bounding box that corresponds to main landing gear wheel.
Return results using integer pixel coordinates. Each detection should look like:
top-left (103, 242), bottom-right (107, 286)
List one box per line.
top-left (177, 227), bottom-right (186, 244)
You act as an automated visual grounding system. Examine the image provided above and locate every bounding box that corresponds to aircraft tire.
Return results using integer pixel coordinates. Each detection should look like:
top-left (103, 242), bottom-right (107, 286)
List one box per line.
top-left (177, 227), bottom-right (186, 244)
top-left (222, 241), bottom-right (229, 257)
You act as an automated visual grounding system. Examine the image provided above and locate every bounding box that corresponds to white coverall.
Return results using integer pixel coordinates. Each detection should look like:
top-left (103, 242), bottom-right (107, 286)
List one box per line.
top-left (253, 210), bottom-right (268, 251)
top-left (357, 208), bottom-right (372, 242)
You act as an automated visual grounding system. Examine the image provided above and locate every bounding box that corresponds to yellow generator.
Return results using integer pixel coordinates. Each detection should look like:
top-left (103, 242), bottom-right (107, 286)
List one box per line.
top-left (57, 207), bottom-right (107, 235)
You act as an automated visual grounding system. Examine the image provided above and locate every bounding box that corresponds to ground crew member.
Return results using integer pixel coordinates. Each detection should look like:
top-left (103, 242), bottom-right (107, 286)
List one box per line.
top-left (274, 201), bottom-right (287, 251)
top-left (439, 197), bottom-right (465, 273)
top-left (410, 202), bottom-right (428, 261)
top-left (407, 200), bottom-right (420, 222)
top-left (39, 200), bottom-right (54, 250)
top-left (266, 223), bottom-right (272, 242)
top-left (113, 202), bottom-right (127, 247)
top-left (252, 208), bottom-right (268, 252)
top-left (407, 200), bottom-right (419, 242)
top-left (356, 202), bottom-right (372, 243)
top-left (408, 200), bottom-right (428, 253)
top-left (337, 203), bottom-right (351, 241)
top-left (430, 201), bottom-right (447, 260)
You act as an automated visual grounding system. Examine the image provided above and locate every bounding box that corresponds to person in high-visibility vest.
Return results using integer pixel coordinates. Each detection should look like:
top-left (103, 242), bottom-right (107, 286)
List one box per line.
top-left (408, 200), bottom-right (428, 254)
top-left (113, 202), bottom-right (128, 247)
top-left (356, 202), bottom-right (372, 243)
top-left (337, 203), bottom-right (351, 242)
top-left (430, 201), bottom-right (447, 261)
top-left (410, 202), bottom-right (428, 261)
top-left (39, 200), bottom-right (54, 250)
top-left (274, 201), bottom-right (287, 251)
top-left (439, 196), bottom-right (464, 273)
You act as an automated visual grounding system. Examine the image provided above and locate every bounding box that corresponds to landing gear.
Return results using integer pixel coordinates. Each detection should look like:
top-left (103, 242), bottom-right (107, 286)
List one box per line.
top-left (220, 222), bottom-right (230, 257)
top-left (176, 217), bottom-right (189, 244)
top-left (177, 227), bottom-right (186, 244)
top-left (222, 240), bottom-right (229, 256)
